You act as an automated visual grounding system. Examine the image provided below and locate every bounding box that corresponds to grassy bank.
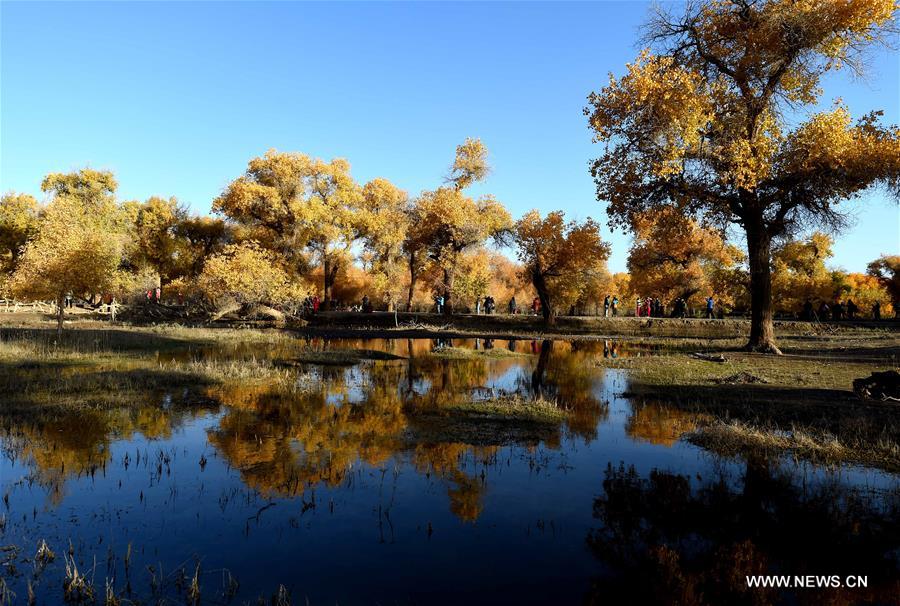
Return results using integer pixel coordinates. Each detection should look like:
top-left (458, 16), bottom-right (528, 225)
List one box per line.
top-left (600, 342), bottom-right (900, 472)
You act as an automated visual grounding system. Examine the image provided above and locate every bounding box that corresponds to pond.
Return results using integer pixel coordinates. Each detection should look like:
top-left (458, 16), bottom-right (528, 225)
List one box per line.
top-left (1, 337), bottom-right (898, 604)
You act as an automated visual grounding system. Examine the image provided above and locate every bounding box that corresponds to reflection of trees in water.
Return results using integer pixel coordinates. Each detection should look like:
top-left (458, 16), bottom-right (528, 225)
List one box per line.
top-left (527, 340), bottom-right (609, 440)
top-left (207, 373), bottom-right (501, 522)
top-left (7, 338), bottom-right (598, 521)
top-left (411, 443), bottom-right (497, 523)
top-left (207, 379), bottom-right (408, 497)
top-left (625, 402), bottom-right (704, 447)
top-left (586, 460), bottom-right (900, 605)
top-left (207, 353), bottom-right (521, 522)
top-left (1, 402), bottom-right (212, 505)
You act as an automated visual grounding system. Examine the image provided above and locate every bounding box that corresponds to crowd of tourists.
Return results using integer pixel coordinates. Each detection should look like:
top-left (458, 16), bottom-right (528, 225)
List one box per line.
top-left (801, 298), bottom-right (883, 321)
top-left (318, 292), bottom-right (889, 322)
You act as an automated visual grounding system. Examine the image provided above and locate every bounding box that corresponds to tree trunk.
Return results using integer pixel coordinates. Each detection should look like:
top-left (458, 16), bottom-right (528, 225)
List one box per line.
top-left (56, 293), bottom-right (64, 339)
top-left (407, 253), bottom-right (418, 312)
top-left (745, 224), bottom-right (781, 354)
top-left (442, 267), bottom-right (454, 316)
top-left (322, 257), bottom-right (339, 311)
top-left (533, 272), bottom-right (555, 326)
top-left (531, 340), bottom-right (552, 393)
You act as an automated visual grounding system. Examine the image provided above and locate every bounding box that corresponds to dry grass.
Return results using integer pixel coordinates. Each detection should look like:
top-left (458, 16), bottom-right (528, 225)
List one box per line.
top-left (0, 327), bottom-right (314, 414)
top-left (444, 394), bottom-right (568, 423)
top-left (427, 346), bottom-right (531, 360)
top-left (688, 421), bottom-right (900, 473)
top-left (604, 347), bottom-right (900, 471)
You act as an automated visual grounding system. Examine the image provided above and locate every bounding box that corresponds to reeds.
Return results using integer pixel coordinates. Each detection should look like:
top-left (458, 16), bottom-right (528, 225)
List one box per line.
top-left (63, 553), bottom-right (95, 603)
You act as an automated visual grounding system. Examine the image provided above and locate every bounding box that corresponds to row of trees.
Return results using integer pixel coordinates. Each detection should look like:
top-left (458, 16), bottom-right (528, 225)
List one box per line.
top-left (3, 0), bottom-right (899, 352)
top-left (2, 156), bottom-right (894, 332)
top-left (0, 141), bottom-right (618, 330)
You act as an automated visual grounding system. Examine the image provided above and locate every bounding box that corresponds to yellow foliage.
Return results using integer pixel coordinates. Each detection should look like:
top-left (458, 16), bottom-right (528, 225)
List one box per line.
top-left (627, 208), bottom-right (742, 308)
top-left (214, 149), bottom-right (368, 303)
top-left (197, 242), bottom-right (309, 307)
top-left (0, 192), bottom-right (40, 277)
top-left (515, 210), bottom-right (611, 320)
top-left (10, 177), bottom-right (128, 304)
top-left (447, 137), bottom-right (491, 191)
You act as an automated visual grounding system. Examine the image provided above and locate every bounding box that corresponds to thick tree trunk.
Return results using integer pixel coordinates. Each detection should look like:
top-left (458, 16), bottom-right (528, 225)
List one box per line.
top-left (442, 267), bottom-right (454, 316)
top-left (531, 340), bottom-right (552, 393)
top-left (533, 272), bottom-right (555, 327)
top-left (745, 224), bottom-right (782, 354)
top-left (322, 257), bottom-right (339, 311)
top-left (56, 293), bottom-right (64, 339)
top-left (407, 253), bottom-right (417, 312)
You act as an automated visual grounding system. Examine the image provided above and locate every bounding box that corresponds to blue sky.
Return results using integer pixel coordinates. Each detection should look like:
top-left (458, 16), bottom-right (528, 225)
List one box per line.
top-left (2, 1), bottom-right (897, 273)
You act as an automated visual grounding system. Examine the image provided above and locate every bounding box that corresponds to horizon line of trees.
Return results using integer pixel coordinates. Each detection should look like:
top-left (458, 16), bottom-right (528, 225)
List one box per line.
top-left (2, 143), bottom-right (896, 334)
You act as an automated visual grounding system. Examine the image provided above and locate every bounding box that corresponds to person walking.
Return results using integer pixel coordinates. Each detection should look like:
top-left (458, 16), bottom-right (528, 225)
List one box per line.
top-left (705, 296), bottom-right (715, 319)
top-left (508, 296), bottom-right (517, 314)
top-left (802, 299), bottom-right (813, 321)
top-left (872, 301), bottom-right (881, 320)
top-left (833, 300), bottom-right (845, 320)
top-left (611, 295), bottom-right (619, 316)
top-left (847, 299), bottom-right (858, 320)
top-left (603, 294), bottom-right (610, 318)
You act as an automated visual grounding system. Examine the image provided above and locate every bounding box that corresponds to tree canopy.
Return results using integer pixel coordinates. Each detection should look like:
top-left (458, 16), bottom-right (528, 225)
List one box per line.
top-left (627, 207), bottom-right (743, 309)
top-left (515, 210), bottom-right (611, 325)
top-left (10, 170), bottom-right (129, 333)
top-left (586, 0), bottom-right (900, 352)
top-left (213, 150), bottom-right (368, 308)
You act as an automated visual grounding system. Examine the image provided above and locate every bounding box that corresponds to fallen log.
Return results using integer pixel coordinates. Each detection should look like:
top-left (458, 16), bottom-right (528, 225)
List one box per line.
top-left (691, 352), bottom-right (727, 363)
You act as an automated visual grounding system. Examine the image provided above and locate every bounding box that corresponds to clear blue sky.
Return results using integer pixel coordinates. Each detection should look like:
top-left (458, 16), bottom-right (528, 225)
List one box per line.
top-left (2, 1), bottom-right (897, 273)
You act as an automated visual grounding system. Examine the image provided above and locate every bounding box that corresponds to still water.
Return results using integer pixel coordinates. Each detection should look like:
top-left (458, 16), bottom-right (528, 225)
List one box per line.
top-left (2, 338), bottom-right (898, 604)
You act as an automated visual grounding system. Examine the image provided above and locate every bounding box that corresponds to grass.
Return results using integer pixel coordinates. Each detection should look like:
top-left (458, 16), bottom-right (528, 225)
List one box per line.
top-left (427, 346), bottom-right (531, 360)
top-left (0, 325), bottom-right (318, 414)
top-left (444, 394), bottom-right (568, 423)
top-left (688, 421), bottom-right (900, 473)
top-left (597, 340), bottom-right (900, 472)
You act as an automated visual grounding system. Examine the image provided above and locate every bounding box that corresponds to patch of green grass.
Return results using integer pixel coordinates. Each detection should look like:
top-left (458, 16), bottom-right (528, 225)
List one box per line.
top-left (598, 351), bottom-right (896, 394)
top-left (0, 328), bottom-right (310, 413)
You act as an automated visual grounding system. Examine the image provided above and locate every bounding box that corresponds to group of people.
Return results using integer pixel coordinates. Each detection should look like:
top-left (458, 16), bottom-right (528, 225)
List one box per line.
top-left (476, 296), bottom-right (497, 314)
top-left (602, 295), bottom-right (620, 317)
top-left (302, 295), bottom-right (321, 314)
top-left (802, 298), bottom-right (881, 321)
top-left (603, 294), bottom-right (713, 318)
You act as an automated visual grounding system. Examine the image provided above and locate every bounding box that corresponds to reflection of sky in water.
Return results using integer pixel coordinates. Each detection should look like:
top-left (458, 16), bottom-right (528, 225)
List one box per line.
top-left (1, 337), bottom-right (897, 605)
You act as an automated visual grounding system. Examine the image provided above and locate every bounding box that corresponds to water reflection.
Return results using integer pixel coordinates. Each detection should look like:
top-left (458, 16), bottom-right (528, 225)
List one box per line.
top-left (1, 399), bottom-right (215, 505)
top-left (587, 460), bottom-right (900, 604)
top-left (1, 337), bottom-right (896, 605)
